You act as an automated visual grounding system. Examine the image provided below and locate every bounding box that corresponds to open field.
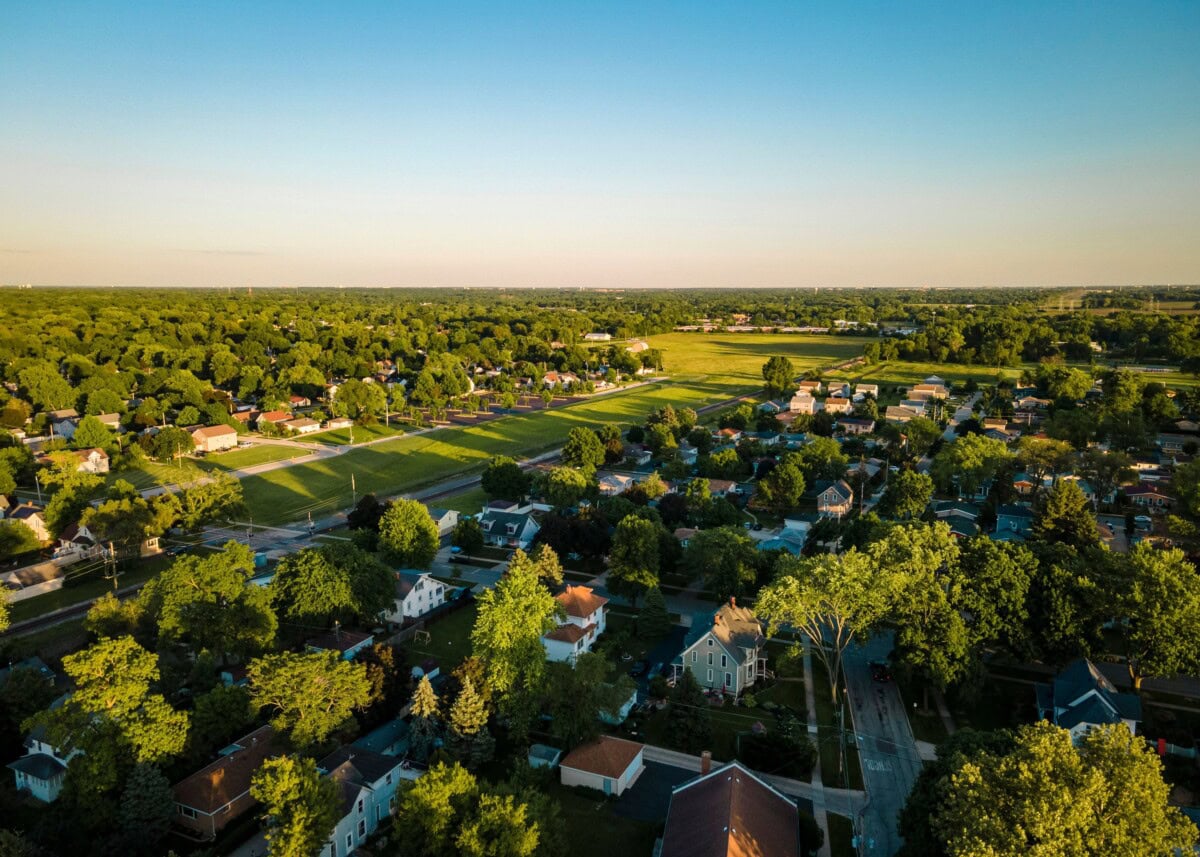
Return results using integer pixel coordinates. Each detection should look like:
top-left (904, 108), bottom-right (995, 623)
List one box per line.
top-left (433, 486), bottom-right (489, 515)
top-left (646, 332), bottom-right (867, 385)
top-left (310, 423), bottom-right (411, 445)
top-left (197, 443), bottom-right (312, 471)
top-left (840, 360), bottom-right (1023, 387)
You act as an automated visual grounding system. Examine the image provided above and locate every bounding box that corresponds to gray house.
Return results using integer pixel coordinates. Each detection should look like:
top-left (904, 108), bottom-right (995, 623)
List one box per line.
top-left (675, 600), bottom-right (766, 697)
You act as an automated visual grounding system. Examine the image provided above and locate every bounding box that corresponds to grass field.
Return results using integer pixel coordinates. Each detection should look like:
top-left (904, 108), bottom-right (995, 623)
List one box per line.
top-left (197, 443), bottom-right (311, 471)
top-left (310, 423), bottom-right (410, 445)
top-left (646, 332), bottom-right (867, 387)
top-left (432, 486), bottom-right (489, 515)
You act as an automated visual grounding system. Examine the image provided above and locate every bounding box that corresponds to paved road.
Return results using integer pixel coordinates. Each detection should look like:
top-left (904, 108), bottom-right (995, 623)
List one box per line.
top-left (843, 630), bottom-right (924, 856)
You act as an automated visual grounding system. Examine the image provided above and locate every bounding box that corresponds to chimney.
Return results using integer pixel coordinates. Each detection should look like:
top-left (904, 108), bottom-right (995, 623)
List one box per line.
top-left (729, 596), bottom-right (736, 608)
top-left (701, 751), bottom-right (712, 774)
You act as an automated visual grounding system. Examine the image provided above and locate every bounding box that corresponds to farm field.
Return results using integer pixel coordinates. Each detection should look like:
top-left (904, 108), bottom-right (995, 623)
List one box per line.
top-left (646, 332), bottom-right (867, 386)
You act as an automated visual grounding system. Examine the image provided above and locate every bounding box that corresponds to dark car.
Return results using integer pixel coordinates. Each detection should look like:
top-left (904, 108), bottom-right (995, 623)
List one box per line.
top-left (870, 661), bottom-right (892, 682)
top-left (630, 660), bottom-right (649, 678)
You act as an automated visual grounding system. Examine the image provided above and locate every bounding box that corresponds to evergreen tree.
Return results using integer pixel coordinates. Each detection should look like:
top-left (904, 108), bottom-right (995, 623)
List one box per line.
top-left (409, 675), bottom-right (442, 763)
top-left (446, 677), bottom-right (494, 769)
top-left (667, 670), bottom-right (712, 754)
top-left (117, 764), bottom-right (175, 855)
top-left (638, 587), bottom-right (671, 639)
top-left (1033, 480), bottom-right (1099, 549)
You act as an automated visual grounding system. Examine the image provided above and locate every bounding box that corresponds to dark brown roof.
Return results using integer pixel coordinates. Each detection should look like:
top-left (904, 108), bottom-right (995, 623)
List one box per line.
top-left (545, 622), bottom-right (595, 644)
top-left (661, 762), bottom-right (799, 857)
top-left (556, 585), bottom-right (607, 619)
top-left (172, 726), bottom-right (281, 813)
top-left (560, 736), bottom-right (643, 779)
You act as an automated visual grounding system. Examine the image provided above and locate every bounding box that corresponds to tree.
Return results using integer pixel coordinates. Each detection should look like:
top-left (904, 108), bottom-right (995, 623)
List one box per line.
top-left (347, 493), bottom-right (387, 531)
top-left (904, 416), bottom-right (941, 457)
top-left (795, 436), bottom-right (849, 483)
top-left (756, 453), bottom-right (806, 514)
top-left (71, 415), bottom-right (114, 452)
top-left (148, 426), bottom-right (194, 463)
top-left (1033, 480), bottom-right (1099, 550)
top-left (188, 685), bottom-right (255, 761)
top-left (758, 550), bottom-right (892, 705)
top-left (931, 433), bottom-right (1013, 497)
top-left (453, 516), bottom-right (485, 554)
top-left (666, 670), bottom-right (712, 754)
top-left (140, 541), bottom-right (277, 661)
top-left (409, 675), bottom-right (442, 763)
top-left (0, 520), bottom-right (40, 561)
top-left (761, 355), bottom-right (795, 398)
top-left (117, 763), bottom-right (175, 854)
top-left (0, 830), bottom-right (42, 857)
top-left (251, 755), bottom-right (340, 857)
top-left (879, 470), bottom-right (934, 520)
top-left (561, 427), bottom-right (605, 471)
top-left (334, 378), bottom-right (387, 420)
top-left (81, 493), bottom-right (175, 557)
top-left (177, 472), bottom-right (245, 530)
top-left (608, 516), bottom-right (661, 605)
top-left (540, 465), bottom-right (590, 508)
top-left (952, 537), bottom-right (1033, 656)
top-left (928, 722), bottom-right (1194, 857)
top-left (1173, 458), bottom-right (1200, 517)
top-left (379, 498), bottom-right (440, 568)
top-left (470, 550), bottom-right (561, 740)
top-left (1018, 436), bottom-right (1075, 483)
top-left (1118, 544), bottom-right (1200, 689)
top-left (638, 587), bottom-right (671, 639)
top-left (446, 677), bottom-right (494, 769)
top-left (395, 762), bottom-right (479, 857)
top-left (248, 651), bottom-right (372, 747)
top-left (682, 526), bottom-right (756, 600)
top-left (271, 543), bottom-right (392, 625)
top-left (481, 455), bottom-right (531, 501)
top-left (545, 652), bottom-right (636, 749)
top-left (1079, 448), bottom-right (1135, 506)
top-left (530, 543), bottom-right (564, 587)
top-left (32, 636), bottom-right (189, 766)
top-left (457, 793), bottom-right (540, 857)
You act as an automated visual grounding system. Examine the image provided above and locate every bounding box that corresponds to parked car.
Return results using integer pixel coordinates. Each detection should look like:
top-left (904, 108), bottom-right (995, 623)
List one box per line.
top-left (869, 661), bottom-right (892, 682)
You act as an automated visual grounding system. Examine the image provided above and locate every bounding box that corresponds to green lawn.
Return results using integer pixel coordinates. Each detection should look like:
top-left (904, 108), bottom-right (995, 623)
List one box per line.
top-left (646, 332), bottom-right (867, 391)
top-left (811, 663), bottom-right (865, 791)
top-left (548, 782), bottom-right (659, 857)
top-left (310, 422), bottom-right (411, 445)
top-left (432, 486), bottom-right (489, 515)
top-left (196, 443), bottom-right (312, 471)
top-left (402, 603), bottom-right (478, 673)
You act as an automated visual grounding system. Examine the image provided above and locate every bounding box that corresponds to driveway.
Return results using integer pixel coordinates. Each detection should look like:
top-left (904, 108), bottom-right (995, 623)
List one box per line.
top-left (630, 625), bottom-right (688, 694)
top-left (843, 630), bottom-right (925, 856)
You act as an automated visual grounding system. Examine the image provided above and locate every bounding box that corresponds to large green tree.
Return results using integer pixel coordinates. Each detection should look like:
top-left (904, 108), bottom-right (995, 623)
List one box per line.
top-left (682, 526), bottom-right (757, 600)
top-left (480, 456), bottom-right (530, 501)
top-left (931, 433), bottom-right (1012, 497)
top-left (1117, 544), bottom-right (1200, 689)
top-left (757, 453), bottom-right (806, 514)
top-left (409, 675), bottom-right (442, 763)
top-left (378, 498), bottom-right (440, 567)
top-left (271, 543), bottom-right (393, 624)
top-left (545, 652), bottom-right (636, 749)
top-left (1033, 480), bottom-right (1099, 550)
top-left (560, 427), bottom-right (605, 471)
top-left (251, 755), bottom-right (340, 857)
top-left (761, 355), bottom-right (795, 398)
top-left (879, 470), bottom-right (934, 520)
top-left (608, 516), bottom-right (661, 605)
top-left (446, 677), bottom-right (494, 769)
top-left (248, 651), bottom-right (372, 747)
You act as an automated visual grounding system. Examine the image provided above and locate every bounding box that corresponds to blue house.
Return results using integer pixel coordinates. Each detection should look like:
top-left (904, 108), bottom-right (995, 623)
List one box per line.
top-left (994, 504), bottom-right (1034, 539)
top-left (1035, 659), bottom-right (1141, 743)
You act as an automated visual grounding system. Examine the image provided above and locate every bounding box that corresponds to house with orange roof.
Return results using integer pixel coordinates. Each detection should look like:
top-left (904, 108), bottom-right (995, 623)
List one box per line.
top-left (543, 585), bottom-right (609, 664)
top-left (171, 726), bottom-right (283, 841)
top-left (559, 736), bottom-right (645, 796)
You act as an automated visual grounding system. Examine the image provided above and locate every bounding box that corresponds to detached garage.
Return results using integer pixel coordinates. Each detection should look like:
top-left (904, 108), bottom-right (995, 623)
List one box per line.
top-left (559, 736), bottom-right (645, 797)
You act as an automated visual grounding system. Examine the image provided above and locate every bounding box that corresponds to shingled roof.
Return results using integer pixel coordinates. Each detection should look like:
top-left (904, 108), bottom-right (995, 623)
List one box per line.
top-left (556, 585), bottom-right (607, 619)
top-left (172, 726), bottom-right (281, 814)
top-left (560, 736), bottom-right (643, 779)
top-left (661, 761), bottom-right (799, 857)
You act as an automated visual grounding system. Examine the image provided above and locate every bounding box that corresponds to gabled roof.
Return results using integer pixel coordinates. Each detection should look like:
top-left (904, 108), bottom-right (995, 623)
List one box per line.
top-left (684, 602), bottom-right (764, 658)
top-left (1045, 659), bottom-right (1142, 732)
top-left (395, 570), bottom-right (434, 598)
top-left (817, 480), bottom-right (853, 502)
top-left (556, 585), bottom-right (608, 618)
top-left (996, 503), bottom-right (1034, 519)
top-left (172, 726), bottom-right (281, 813)
top-left (660, 761), bottom-right (799, 857)
top-left (319, 746), bottom-right (400, 788)
top-left (560, 736), bottom-right (643, 779)
top-left (479, 509), bottom-right (535, 532)
top-left (7, 753), bottom-right (67, 781)
top-left (545, 622), bottom-right (595, 643)
top-left (192, 424), bottom-right (238, 439)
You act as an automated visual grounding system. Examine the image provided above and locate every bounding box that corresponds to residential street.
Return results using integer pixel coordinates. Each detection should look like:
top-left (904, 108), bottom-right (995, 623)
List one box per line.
top-left (843, 630), bottom-right (925, 856)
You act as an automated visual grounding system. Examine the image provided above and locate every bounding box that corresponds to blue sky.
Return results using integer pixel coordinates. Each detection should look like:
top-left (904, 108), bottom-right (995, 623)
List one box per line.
top-left (1, 1), bottom-right (1197, 287)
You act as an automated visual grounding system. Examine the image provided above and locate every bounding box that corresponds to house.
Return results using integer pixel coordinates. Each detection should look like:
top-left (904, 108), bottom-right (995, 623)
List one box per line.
top-left (319, 746), bottom-right (405, 857)
top-left (384, 570), bottom-right (447, 622)
top-left (797, 380), bottom-right (822, 395)
top-left (1158, 434), bottom-right (1194, 456)
top-left (583, 332), bottom-right (613, 342)
top-left (325, 416), bottom-right (354, 430)
top-left (625, 445), bottom-right (653, 466)
top-left (1015, 396), bottom-right (1052, 411)
top-left (543, 371), bottom-right (580, 387)
top-left (884, 405), bottom-right (914, 424)
top-left (172, 726), bottom-right (283, 841)
top-left (95, 413), bottom-right (122, 430)
top-left (677, 443), bottom-right (699, 465)
top-left (559, 736), bottom-right (645, 797)
top-left (714, 427), bottom-right (743, 443)
top-left (71, 447), bottom-right (109, 474)
top-left (49, 409), bottom-right (79, 440)
top-left (353, 718), bottom-right (410, 758)
top-left (743, 431), bottom-right (781, 447)
top-left (823, 397), bottom-right (852, 415)
top-left (816, 480), bottom-right (853, 518)
top-left (9, 503), bottom-right (50, 542)
top-left (426, 506), bottom-right (459, 536)
top-left (933, 500), bottom-right (980, 538)
top-left (307, 628), bottom-right (375, 661)
top-left (626, 339), bottom-right (650, 353)
top-left (1124, 482), bottom-right (1174, 509)
top-left (478, 507), bottom-right (540, 549)
top-left (759, 520), bottom-right (809, 556)
top-left (7, 713), bottom-right (78, 804)
top-left (284, 417), bottom-right (321, 434)
top-left (56, 522), bottom-right (105, 560)
top-left (853, 383), bottom-right (879, 400)
top-left (984, 428), bottom-right (1012, 443)
top-left (788, 393), bottom-right (817, 415)
top-left (911, 383), bottom-right (949, 399)
top-left (981, 417), bottom-right (1008, 431)
top-left (256, 410), bottom-right (292, 428)
top-left (599, 473), bottom-right (637, 496)
top-left (660, 759), bottom-right (800, 857)
top-left (289, 394), bottom-right (312, 408)
top-left (1035, 659), bottom-right (1141, 743)
top-left (191, 424), bottom-right (239, 453)
top-left (674, 527), bottom-right (698, 548)
top-left (838, 417), bottom-right (875, 436)
top-left (995, 504), bottom-right (1034, 537)
top-left (899, 399), bottom-right (928, 416)
top-left (1012, 472), bottom-right (1050, 496)
top-left (543, 585), bottom-right (609, 664)
top-left (676, 599), bottom-right (766, 696)
top-left (707, 479), bottom-right (738, 498)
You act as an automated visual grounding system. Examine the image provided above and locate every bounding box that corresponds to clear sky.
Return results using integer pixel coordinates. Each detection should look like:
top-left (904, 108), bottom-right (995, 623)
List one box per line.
top-left (1, 1), bottom-right (1197, 288)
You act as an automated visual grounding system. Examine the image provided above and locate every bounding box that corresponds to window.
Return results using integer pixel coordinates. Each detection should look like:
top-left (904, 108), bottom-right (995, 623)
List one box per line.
top-left (707, 669), bottom-right (713, 682)
top-left (707, 638), bottom-right (714, 647)
top-left (358, 819), bottom-right (366, 837)
top-left (721, 654), bottom-right (727, 668)
top-left (386, 773), bottom-right (392, 786)
top-left (346, 833), bottom-right (353, 850)
top-left (707, 652), bottom-right (713, 666)
top-left (725, 672), bottom-right (733, 688)
top-left (178, 806), bottom-right (197, 819)
top-left (357, 798), bottom-right (364, 814)
top-left (691, 651), bottom-right (697, 663)
top-left (330, 845), bottom-right (337, 857)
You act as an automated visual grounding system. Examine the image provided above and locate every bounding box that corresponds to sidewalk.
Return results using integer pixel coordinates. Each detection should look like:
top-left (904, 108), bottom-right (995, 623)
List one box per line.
top-left (803, 639), bottom-right (833, 857)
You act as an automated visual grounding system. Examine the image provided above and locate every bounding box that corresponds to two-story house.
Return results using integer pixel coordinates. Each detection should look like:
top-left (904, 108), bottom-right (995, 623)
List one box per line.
top-left (172, 726), bottom-right (283, 841)
top-left (1035, 659), bottom-right (1141, 744)
top-left (816, 480), bottom-right (854, 518)
top-left (542, 585), bottom-right (608, 664)
top-left (7, 720), bottom-right (79, 803)
top-left (319, 746), bottom-right (408, 856)
top-left (788, 393), bottom-right (817, 415)
top-left (384, 570), bottom-right (446, 622)
top-left (478, 504), bottom-right (540, 550)
top-left (675, 599), bottom-right (766, 697)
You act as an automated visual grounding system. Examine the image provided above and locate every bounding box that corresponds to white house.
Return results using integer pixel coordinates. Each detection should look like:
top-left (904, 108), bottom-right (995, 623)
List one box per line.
top-left (675, 600), bottom-right (766, 696)
top-left (853, 383), bottom-right (879, 400)
top-left (384, 571), bottom-right (447, 622)
top-left (788, 393), bottom-right (817, 415)
top-left (325, 416), bottom-right (354, 430)
top-left (823, 397), bottom-right (852, 415)
top-left (319, 746), bottom-right (408, 857)
top-left (559, 736), bottom-right (645, 797)
top-left (425, 506), bottom-right (459, 537)
top-left (284, 417), bottom-right (322, 435)
top-left (306, 629), bottom-right (375, 661)
top-left (191, 424), bottom-right (238, 453)
top-left (583, 332), bottom-right (613, 342)
top-left (817, 480), bottom-right (854, 518)
top-left (478, 507), bottom-right (540, 550)
top-left (1035, 659), bottom-right (1141, 744)
top-left (9, 504), bottom-right (50, 542)
top-left (598, 473), bottom-right (636, 496)
top-left (73, 447), bottom-right (110, 474)
top-left (543, 585), bottom-right (608, 664)
top-left (55, 522), bottom-right (105, 560)
top-left (7, 722), bottom-right (78, 803)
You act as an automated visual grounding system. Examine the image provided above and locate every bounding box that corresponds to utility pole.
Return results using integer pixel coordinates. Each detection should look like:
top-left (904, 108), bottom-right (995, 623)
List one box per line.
top-left (247, 513), bottom-right (253, 548)
top-left (34, 473), bottom-right (42, 505)
top-left (105, 542), bottom-right (119, 591)
top-left (307, 511), bottom-right (314, 537)
top-left (351, 473), bottom-right (357, 507)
